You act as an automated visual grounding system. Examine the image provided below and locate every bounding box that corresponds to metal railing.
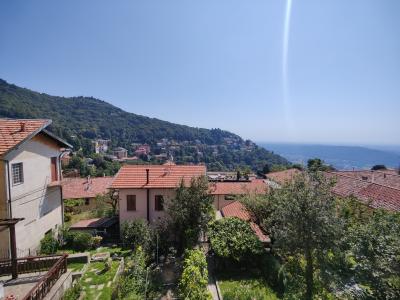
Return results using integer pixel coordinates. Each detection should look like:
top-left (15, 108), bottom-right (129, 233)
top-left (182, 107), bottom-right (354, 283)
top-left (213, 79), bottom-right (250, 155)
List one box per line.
top-left (22, 254), bottom-right (68, 300)
top-left (0, 254), bottom-right (68, 300)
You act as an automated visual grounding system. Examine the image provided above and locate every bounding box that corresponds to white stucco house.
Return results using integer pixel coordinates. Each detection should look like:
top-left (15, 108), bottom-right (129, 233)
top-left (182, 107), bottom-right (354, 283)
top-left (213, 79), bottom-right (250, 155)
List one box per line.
top-left (0, 118), bottom-right (72, 258)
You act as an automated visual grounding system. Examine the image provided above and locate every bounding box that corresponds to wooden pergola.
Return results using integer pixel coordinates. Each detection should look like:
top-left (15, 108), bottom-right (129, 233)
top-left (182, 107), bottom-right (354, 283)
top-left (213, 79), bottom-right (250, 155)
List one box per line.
top-left (0, 218), bottom-right (24, 279)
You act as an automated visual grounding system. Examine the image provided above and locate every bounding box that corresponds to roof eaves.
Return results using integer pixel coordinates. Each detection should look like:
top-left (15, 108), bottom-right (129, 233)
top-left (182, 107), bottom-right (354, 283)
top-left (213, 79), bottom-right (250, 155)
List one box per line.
top-left (1, 119), bottom-right (52, 159)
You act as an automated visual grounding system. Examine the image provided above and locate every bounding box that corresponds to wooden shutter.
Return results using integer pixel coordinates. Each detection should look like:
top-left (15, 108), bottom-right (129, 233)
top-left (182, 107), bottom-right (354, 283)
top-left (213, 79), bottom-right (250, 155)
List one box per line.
top-left (127, 195), bottom-right (136, 211)
top-left (51, 157), bottom-right (58, 182)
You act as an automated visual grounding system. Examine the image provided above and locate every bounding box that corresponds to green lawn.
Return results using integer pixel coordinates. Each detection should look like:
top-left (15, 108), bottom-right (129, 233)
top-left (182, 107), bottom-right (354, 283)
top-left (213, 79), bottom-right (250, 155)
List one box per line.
top-left (218, 277), bottom-right (279, 300)
top-left (80, 261), bottom-right (120, 300)
top-left (67, 262), bottom-right (86, 272)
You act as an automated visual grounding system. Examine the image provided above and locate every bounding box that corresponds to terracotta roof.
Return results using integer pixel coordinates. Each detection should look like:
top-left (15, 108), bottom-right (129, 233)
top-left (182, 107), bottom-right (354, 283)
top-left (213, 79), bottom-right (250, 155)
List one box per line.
top-left (111, 164), bottom-right (206, 189)
top-left (329, 172), bottom-right (400, 212)
top-left (70, 217), bottom-right (118, 229)
top-left (209, 179), bottom-right (268, 195)
top-left (221, 201), bottom-right (270, 243)
top-left (62, 177), bottom-right (114, 199)
top-left (331, 170), bottom-right (400, 189)
top-left (266, 168), bottom-right (301, 185)
top-left (0, 119), bottom-right (51, 157)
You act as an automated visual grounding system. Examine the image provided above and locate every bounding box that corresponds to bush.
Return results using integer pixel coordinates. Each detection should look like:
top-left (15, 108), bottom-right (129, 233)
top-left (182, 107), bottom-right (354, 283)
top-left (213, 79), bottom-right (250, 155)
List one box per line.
top-left (62, 283), bottom-right (82, 300)
top-left (71, 231), bottom-right (93, 252)
top-left (92, 235), bottom-right (103, 248)
top-left (178, 249), bottom-right (210, 300)
top-left (209, 217), bottom-right (264, 262)
top-left (40, 234), bottom-right (60, 255)
top-left (120, 219), bottom-right (152, 251)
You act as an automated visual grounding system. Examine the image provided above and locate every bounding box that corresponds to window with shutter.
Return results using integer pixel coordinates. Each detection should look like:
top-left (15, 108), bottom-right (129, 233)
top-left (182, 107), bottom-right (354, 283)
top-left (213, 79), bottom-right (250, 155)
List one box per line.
top-left (127, 195), bottom-right (136, 211)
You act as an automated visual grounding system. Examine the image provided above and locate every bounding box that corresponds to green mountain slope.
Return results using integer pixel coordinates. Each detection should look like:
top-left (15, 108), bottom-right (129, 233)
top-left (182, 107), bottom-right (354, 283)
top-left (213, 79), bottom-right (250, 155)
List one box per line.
top-left (0, 79), bottom-right (289, 171)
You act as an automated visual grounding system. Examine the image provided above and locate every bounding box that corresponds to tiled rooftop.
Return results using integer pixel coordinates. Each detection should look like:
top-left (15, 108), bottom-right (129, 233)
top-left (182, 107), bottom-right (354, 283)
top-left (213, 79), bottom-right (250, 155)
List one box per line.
top-left (209, 179), bottom-right (268, 195)
top-left (111, 164), bottom-right (206, 189)
top-left (329, 172), bottom-right (400, 211)
top-left (0, 119), bottom-right (51, 157)
top-left (62, 176), bottom-right (114, 199)
top-left (221, 201), bottom-right (270, 243)
top-left (266, 168), bottom-right (302, 185)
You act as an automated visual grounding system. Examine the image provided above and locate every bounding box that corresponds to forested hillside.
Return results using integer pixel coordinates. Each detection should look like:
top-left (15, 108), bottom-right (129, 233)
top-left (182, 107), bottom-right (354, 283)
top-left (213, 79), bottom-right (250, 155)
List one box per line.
top-left (0, 79), bottom-right (289, 171)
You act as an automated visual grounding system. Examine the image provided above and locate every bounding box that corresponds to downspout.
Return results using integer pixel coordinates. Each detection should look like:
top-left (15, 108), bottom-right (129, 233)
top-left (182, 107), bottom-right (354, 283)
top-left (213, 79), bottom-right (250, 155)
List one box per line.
top-left (3, 159), bottom-right (12, 219)
top-left (58, 149), bottom-right (70, 227)
top-left (146, 169), bottom-right (150, 222)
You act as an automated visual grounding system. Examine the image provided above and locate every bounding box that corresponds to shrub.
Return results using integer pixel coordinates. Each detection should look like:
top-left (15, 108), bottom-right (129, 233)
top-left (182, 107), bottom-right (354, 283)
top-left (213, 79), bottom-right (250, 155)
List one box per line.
top-left (209, 217), bottom-right (264, 262)
top-left (178, 249), bottom-right (210, 300)
top-left (92, 235), bottom-right (103, 248)
top-left (71, 232), bottom-right (93, 252)
top-left (62, 283), bottom-right (82, 300)
top-left (120, 219), bottom-right (152, 251)
top-left (40, 234), bottom-right (60, 255)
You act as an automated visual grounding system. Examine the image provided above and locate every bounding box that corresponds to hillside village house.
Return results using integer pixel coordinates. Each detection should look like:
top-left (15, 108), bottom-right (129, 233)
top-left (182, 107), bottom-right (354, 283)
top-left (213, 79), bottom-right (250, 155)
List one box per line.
top-left (111, 164), bottom-right (206, 224)
top-left (113, 147), bottom-right (128, 159)
top-left (0, 119), bottom-right (71, 258)
top-left (62, 176), bottom-right (113, 211)
top-left (209, 179), bottom-right (268, 210)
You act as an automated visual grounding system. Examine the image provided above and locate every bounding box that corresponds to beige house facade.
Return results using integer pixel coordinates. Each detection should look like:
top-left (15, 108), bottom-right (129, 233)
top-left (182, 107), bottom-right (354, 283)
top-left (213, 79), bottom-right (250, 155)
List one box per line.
top-left (0, 119), bottom-right (71, 258)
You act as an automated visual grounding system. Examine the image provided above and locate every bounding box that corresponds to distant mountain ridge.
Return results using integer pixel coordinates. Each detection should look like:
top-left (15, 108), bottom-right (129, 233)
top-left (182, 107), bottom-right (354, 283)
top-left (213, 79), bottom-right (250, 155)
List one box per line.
top-left (261, 143), bottom-right (400, 170)
top-left (0, 79), bottom-right (289, 171)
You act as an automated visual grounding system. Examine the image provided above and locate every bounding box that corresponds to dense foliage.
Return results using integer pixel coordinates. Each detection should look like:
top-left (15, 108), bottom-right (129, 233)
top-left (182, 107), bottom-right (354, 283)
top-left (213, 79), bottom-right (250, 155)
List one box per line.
top-left (116, 246), bottom-right (148, 300)
top-left (40, 234), bottom-right (60, 255)
top-left (166, 176), bottom-right (214, 252)
top-left (178, 249), bottom-right (210, 300)
top-left (0, 78), bottom-right (289, 171)
top-left (242, 172), bottom-right (400, 299)
top-left (120, 219), bottom-right (153, 252)
top-left (209, 217), bottom-right (264, 262)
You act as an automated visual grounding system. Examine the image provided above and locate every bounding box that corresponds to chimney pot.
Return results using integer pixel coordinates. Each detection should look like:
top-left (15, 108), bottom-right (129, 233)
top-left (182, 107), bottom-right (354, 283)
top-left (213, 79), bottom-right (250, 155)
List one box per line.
top-left (20, 122), bottom-right (26, 132)
top-left (146, 169), bottom-right (149, 184)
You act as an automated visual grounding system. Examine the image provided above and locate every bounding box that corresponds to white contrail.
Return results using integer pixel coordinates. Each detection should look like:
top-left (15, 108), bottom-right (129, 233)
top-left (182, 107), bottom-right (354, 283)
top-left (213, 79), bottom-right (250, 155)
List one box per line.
top-left (282, 0), bottom-right (294, 136)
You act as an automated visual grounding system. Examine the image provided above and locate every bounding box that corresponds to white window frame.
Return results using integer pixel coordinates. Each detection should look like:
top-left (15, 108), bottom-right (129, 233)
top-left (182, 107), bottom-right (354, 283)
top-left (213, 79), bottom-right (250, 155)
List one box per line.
top-left (12, 162), bottom-right (24, 185)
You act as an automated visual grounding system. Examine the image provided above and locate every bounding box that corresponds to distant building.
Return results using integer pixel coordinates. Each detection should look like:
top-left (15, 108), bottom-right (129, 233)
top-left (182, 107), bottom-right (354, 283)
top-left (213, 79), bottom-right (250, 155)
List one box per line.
top-left (113, 147), bottom-right (128, 159)
top-left (62, 176), bottom-right (114, 211)
top-left (209, 179), bottom-right (268, 210)
top-left (134, 144), bottom-right (151, 156)
top-left (93, 139), bottom-right (110, 154)
top-left (0, 118), bottom-right (71, 257)
top-left (111, 165), bottom-right (206, 224)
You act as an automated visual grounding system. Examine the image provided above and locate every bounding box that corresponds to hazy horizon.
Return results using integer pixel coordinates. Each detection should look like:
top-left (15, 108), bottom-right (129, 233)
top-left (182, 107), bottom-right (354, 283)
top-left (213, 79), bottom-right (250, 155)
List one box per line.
top-left (1, 0), bottom-right (399, 145)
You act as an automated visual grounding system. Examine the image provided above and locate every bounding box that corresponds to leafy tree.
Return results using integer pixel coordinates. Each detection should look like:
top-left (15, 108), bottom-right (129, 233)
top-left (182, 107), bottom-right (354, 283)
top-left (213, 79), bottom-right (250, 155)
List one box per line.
top-left (178, 249), bottom-right (210, 300)
top-left (371, 164), bottom-right (387, 171)
top-left (209, 217), bottom-right (264, 262)
top-left (341, 209), bottom-right (400, 299)
top-left (262, 172), bottom-right (342, 300)
top-left (307, 158), bottom-right (334, 172)
top-left (120, 219), bottom-right (153, 251)
top-left (166, 176), bottom-right (214, 252)
top-left (93, 189), bottom-right (119, 217)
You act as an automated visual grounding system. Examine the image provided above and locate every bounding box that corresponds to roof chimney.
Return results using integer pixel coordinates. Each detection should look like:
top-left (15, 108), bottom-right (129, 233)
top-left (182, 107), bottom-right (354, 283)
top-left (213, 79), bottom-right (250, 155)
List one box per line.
top-left (20, 122), bottom-right (26, 132)
top-left (146, 169), bottom-right (149, 185)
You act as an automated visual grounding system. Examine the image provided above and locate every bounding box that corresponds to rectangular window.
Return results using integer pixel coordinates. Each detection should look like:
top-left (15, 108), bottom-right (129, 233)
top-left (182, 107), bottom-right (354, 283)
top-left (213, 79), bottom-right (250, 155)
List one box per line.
top-left (127, 195), bottom-right (136, 211)
top-left (51, 157), bottom-right (58, 182)
top-left (12, 163), bottom-right (24, 185)
top-left (155, 195), bottom-right (164, 211)
top-left (85, 198), bottom-right (90, 206)
top-left (224, 195), bottom-right (235, 201)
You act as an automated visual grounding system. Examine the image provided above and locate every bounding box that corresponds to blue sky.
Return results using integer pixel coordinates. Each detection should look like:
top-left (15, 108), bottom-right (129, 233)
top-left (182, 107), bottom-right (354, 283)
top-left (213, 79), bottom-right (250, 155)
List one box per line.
top-left (0, 0), bottom-right (399, 145)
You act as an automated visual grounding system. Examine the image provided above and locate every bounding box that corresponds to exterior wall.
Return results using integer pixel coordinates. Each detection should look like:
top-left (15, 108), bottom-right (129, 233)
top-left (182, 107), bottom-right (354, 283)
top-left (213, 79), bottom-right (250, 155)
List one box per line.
top-left (0, 160), bottom-right (10, 258)
top-left (2, 137), bottom-right (63, 255)
top-left (213, 195), bottom-right (236, 211)
top-left (118, 188), bottom-right (175, 224)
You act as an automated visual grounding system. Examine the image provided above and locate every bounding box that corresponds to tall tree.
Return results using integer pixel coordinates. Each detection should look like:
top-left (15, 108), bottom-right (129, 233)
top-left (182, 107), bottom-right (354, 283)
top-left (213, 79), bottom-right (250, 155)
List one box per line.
top-left (166, 176), bottom-right (214, 252)
top-left (263, 172), bottom-right (342, 299)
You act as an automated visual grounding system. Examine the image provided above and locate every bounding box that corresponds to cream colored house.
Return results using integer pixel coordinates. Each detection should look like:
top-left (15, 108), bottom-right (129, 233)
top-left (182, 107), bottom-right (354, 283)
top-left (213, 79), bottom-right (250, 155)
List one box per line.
top-left (111, 164), bottom-right (206, 224)
top-left (0, 119), bottom-right (71, 258)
